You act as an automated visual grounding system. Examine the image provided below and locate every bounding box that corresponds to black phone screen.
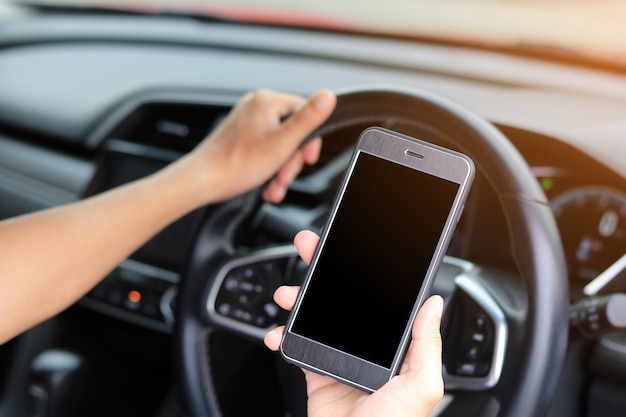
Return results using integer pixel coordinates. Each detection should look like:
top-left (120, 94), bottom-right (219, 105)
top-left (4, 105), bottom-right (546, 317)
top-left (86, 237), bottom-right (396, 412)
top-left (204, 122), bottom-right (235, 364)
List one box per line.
top-left (291, 152), bottom-right (459, 368)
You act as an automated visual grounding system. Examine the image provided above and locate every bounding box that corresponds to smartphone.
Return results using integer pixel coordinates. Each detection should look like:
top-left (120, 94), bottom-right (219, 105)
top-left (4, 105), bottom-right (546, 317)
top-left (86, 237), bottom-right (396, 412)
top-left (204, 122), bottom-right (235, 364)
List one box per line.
top-left (280, 127), bottom-right (475, 392)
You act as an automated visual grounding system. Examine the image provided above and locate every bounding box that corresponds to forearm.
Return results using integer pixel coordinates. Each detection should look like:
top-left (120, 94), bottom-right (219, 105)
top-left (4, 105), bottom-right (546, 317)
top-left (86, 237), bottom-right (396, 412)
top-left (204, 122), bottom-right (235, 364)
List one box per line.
top-left (0, 162), bottom-right (206, 343)
top-left (0, 88), bottom-right (334, 344)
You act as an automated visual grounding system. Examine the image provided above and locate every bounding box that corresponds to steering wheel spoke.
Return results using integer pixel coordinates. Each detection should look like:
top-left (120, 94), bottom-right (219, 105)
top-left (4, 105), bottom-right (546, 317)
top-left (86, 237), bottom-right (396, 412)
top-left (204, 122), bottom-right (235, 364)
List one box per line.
top-left (205, 245), bottom-right (301, 340)
top-left (441, 258), bottom-right (508, 391)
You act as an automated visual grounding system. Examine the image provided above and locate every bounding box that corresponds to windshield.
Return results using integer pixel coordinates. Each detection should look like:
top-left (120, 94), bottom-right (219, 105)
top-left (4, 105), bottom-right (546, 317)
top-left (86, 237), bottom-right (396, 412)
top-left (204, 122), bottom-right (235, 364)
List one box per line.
top-left (8, 0), bottom-right (626, 69)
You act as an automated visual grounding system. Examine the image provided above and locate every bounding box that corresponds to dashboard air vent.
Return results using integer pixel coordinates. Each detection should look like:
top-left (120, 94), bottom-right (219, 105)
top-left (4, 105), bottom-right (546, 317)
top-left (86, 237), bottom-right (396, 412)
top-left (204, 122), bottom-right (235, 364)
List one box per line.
top-left (107, 102), bottom-right (231, 152)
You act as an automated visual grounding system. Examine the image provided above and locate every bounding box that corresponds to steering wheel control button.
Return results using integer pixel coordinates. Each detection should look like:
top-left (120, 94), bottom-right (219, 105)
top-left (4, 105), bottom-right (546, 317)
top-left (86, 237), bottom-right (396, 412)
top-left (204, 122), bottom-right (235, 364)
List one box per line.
top-left (208, 245), bottom-right (299, 339)
top-left (215, 259), bottom-right (288, 327)
top-left (222, 266), bottom-right (269, 308)
top-left (264, 302), bottom-right (279, 318)
top-left (444, 292), bottom-right (495, 378)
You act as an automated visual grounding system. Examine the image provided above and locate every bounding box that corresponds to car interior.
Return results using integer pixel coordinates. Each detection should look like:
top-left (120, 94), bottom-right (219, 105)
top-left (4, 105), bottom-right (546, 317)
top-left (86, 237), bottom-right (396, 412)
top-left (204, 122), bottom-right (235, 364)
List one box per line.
top-left (0, 1), bottom-right (625, 417)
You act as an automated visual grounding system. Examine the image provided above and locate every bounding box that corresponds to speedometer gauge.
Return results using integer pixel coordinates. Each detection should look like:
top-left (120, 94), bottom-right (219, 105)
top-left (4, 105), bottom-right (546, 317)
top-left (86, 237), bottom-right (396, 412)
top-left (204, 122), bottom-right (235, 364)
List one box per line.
top-left (551, 186), bottom-right (626, 298)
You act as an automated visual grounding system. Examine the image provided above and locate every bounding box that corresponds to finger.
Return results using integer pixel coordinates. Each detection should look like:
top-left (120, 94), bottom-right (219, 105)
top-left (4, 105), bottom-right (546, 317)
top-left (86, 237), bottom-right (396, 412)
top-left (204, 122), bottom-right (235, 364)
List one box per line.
top-left (273, 152), bottom-right (305, 191)
top-left (303, 368), bottom-right (351, 396)
top-left (301, 136), bottom-right (322, 165)
top-left (277, 137), bottom-right (323, 183)
top-left (261, 182), bottom-right (286, 203)
top-left (293, 230), bottom-right (320, 265)
top-left (276, 90), bottom-right (336, 145)
top-left (247, 89), bottom-right (306, 119)
top-left (411, 295), bottom-right (443, 362)
top-left (273, 285), bottom-right (300, 310)
top-left (269, 90), bottom-right (308, 118)
top-left (263, 325), bottom-right (285, 351)
top-left (261, 137), bottom-right (322, 203)
top-left (406, 295), bottom-right (444, 391)
top-left (261, 167), bottom-right (299, 202)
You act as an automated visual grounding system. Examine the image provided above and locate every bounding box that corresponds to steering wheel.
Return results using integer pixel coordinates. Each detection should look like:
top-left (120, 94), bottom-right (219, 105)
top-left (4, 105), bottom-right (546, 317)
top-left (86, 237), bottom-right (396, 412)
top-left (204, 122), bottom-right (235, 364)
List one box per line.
top-left (174, 85), bottom-right (569, 417)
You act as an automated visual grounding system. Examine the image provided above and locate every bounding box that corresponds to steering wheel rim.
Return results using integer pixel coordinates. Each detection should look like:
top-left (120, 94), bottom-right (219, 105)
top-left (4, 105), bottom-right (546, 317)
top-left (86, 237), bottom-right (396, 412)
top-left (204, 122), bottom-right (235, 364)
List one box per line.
top-left (175, 85), bottom-right (570, 417)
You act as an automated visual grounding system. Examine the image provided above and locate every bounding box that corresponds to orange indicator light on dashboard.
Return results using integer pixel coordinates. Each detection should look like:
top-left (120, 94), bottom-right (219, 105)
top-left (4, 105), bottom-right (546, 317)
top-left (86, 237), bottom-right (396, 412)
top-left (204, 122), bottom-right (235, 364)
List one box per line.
top-left (128, 290), bottom-right (142, 303)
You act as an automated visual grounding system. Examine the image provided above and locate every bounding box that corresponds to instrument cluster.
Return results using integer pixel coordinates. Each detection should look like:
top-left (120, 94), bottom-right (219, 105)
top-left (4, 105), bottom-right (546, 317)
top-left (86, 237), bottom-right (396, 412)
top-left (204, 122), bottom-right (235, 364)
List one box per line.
top-left (534, 167), bottom-right (626, 300)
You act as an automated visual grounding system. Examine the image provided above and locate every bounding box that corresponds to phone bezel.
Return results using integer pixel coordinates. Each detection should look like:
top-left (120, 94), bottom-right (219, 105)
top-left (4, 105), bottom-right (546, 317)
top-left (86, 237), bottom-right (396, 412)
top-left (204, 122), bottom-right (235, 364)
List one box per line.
top-left (281, 127), bottom-right (475, 392)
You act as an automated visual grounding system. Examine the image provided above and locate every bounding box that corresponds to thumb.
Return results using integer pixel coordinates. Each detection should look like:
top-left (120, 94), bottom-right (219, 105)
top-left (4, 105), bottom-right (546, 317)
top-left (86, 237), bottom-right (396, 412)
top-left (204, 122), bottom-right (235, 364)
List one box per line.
top-left (375, 295), bottom-right (444, 417)
top-left (406, 295), bottom-right (444, 397)
top-left (277, 89), bottom-right (336, 144)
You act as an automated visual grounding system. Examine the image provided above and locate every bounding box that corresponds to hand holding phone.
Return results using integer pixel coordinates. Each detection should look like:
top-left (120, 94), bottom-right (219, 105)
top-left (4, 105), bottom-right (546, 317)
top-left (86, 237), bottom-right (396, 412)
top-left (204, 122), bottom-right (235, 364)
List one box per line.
top-left (280, 127), bottom-right (474, 392)
top-left (264, 231), bottom-right (446, 417)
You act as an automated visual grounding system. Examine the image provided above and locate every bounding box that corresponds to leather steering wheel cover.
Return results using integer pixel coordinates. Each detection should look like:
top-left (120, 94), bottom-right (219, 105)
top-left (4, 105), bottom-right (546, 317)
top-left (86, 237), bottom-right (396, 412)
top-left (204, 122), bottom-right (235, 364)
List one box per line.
top-left (310, 85), bottom-right (549, 203)
top-left (175, 192), bottom-right (260, 417)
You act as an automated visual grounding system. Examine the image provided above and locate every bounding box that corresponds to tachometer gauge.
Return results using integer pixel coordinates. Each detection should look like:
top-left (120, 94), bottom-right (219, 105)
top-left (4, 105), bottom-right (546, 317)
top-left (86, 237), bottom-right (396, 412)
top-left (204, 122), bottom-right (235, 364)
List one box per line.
top-left (551, 186), bottom-right (626, 298)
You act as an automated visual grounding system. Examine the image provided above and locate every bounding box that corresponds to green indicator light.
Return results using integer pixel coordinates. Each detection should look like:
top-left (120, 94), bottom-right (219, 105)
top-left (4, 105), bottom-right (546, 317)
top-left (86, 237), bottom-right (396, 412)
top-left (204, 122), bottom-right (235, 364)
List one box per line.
top-left (540, 177), bottom-right (554, 191)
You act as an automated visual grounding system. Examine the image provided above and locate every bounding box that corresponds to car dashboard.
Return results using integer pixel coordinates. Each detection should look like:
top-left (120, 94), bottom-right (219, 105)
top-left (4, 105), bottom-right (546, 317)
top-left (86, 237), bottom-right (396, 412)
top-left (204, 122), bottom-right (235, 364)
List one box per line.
top-left (0, 7), bottom-right (625, 417)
